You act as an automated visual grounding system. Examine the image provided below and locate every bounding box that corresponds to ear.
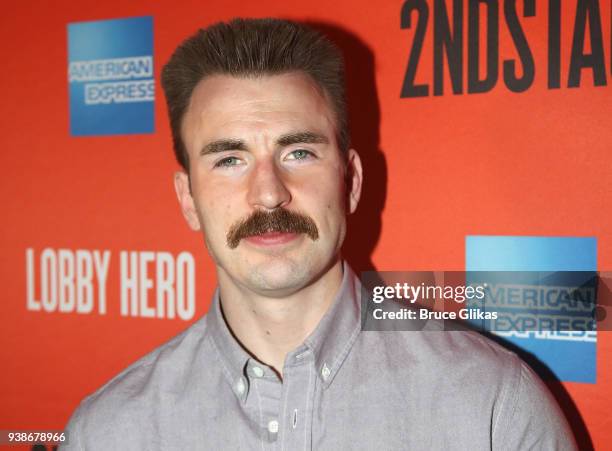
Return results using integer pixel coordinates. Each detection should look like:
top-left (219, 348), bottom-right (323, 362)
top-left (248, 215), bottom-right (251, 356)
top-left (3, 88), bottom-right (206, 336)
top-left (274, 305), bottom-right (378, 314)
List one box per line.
top-left (346, 149), bottom-right (363, 214)
top-left (173, 171), bottom-right (202, 231)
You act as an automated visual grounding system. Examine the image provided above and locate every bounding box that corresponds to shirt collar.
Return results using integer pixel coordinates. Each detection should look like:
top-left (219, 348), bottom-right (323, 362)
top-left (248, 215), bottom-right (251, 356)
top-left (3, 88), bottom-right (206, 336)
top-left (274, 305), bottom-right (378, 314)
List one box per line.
top-left (207, 260), bottom-right (362, 388)
top-left (303, 261), bottom-right (361, 387)
top-left (207, 288), bottom-right (252, 382)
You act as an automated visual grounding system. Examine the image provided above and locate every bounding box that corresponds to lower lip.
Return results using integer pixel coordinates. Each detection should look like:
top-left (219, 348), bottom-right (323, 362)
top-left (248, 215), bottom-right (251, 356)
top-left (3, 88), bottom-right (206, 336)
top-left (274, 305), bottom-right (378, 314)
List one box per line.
top-left (244, 232), bottom-right (300, 246)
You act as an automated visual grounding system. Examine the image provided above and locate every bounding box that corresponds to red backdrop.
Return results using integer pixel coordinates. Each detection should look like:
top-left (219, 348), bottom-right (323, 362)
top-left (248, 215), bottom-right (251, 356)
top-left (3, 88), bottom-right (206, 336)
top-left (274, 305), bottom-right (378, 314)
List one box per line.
top-left (1, 1), bottom-right (610, 449)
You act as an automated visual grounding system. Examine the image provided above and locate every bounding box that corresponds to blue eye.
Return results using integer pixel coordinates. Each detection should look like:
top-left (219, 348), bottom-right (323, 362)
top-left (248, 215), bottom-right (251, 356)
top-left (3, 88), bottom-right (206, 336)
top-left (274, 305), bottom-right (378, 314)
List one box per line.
top-left (286, 149), bottom-right (314, 160)
top-left (214, 156), bottom-right (242, 168)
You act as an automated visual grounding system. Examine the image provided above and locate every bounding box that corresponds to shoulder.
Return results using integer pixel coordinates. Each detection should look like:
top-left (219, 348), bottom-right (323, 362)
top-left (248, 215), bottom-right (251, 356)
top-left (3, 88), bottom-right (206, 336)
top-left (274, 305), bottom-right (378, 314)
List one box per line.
top-left (356, 325), bottom-right (526, 414)
top-left (359, 322), bottom-right (521, 380)
top-left (88, 314), bottom-right (211, 400)
top-left (355, 327), bottom-right (576, 449)
top-left (62, 315), bottom-right (213, 449)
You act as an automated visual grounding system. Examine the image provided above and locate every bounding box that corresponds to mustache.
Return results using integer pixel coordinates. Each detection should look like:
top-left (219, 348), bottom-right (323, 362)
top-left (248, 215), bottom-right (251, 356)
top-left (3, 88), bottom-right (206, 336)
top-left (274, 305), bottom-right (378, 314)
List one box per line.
top-left (226, 208), bottom-right (319, 249)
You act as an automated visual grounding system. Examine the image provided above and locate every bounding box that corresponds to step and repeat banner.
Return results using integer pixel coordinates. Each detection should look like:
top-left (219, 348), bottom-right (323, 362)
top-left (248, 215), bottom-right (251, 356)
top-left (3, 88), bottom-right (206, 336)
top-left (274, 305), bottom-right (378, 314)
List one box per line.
top-left (1, 0), bottom-right (610, 449)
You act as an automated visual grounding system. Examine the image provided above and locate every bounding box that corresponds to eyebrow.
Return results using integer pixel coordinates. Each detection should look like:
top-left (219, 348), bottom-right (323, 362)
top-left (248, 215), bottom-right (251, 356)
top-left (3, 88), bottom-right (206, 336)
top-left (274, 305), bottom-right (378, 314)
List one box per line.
top-left (199, 131), bottom-right (329, 157)
top-left (200, 139), bottom-right (247, 156)
top-left (276, 131), bottom-right (329, 147)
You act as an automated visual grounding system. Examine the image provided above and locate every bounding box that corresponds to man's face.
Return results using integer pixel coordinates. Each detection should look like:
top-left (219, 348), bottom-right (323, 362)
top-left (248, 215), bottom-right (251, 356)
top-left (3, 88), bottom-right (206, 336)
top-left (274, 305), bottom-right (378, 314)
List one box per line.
top-left (175, 72), bottom-right (362, 297)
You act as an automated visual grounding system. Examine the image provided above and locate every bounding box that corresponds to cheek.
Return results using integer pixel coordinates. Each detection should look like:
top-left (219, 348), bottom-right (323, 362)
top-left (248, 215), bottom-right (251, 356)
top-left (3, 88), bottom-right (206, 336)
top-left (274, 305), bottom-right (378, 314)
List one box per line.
top-left (194, 195), bottom-right (221, 234)
top-left (309, 180), bottom-right (347, 230)
top-left (326, 168), bottom-right (349, 207)
top-left (331, 180), bottom-right (349, 225)
top-left (200, 196), bottom-right (245, 240)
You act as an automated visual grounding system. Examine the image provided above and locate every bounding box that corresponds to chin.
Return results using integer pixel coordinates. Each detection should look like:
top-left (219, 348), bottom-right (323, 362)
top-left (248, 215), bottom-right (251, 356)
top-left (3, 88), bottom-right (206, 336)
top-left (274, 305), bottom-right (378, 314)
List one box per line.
top-left (242, 254), bottom-right (321, 297)
top-left (213, 237), bottom-right (340, 297)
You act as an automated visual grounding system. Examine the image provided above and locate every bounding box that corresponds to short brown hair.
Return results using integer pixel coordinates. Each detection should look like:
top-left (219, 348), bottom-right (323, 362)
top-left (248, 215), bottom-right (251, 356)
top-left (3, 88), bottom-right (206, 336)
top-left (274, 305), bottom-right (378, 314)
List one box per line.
top-left (161, 18), bottom-right (349, 171)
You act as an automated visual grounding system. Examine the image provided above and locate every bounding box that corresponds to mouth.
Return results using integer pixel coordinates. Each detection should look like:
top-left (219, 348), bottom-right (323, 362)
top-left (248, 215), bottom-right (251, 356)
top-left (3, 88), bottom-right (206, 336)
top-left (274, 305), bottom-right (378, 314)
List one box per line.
top-left (243, 231), bottom-right (300, 246)
top-left (226, 207), bottom-right (319, 249)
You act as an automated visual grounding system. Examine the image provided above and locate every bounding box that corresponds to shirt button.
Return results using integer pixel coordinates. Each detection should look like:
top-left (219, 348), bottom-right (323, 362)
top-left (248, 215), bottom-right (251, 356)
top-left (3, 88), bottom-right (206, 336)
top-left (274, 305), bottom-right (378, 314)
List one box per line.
top-left (236, 378), bottom-right (246, 395)
top-left (252, 366), bottom-right (264, 378)
top-left (268, 420), bottom-right (279, 434)
top-left (321, 363), bottom-right (331, 380)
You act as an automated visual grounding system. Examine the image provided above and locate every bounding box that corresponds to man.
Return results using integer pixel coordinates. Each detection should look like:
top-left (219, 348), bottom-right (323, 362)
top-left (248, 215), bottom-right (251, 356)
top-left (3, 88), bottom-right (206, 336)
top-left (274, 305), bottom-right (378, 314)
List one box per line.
top-left (62, 18), bottom-right (576, 450)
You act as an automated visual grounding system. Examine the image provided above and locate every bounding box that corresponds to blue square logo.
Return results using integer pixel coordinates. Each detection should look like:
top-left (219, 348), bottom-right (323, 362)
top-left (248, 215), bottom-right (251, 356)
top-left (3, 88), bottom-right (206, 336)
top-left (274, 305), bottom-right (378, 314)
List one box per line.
top-left (466, 236), bottom-right (598, 383)
top-left (68, 16), bottom-right (154, 136)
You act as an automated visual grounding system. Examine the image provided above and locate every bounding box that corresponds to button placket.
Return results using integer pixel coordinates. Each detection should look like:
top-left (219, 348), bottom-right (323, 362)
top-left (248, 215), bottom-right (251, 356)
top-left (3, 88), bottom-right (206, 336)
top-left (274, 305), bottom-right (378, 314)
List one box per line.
top-left (246, 360), bottom-right (283, 444)
top-left (267, 420), bottom-right (279, 433)
top-left (277, 349), bottom-right (315, 450)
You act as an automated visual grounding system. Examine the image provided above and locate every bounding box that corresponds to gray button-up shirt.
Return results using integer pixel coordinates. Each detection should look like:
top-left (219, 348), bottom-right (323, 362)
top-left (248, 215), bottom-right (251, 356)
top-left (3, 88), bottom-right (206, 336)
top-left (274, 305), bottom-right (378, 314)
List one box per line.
top-left (61, 262), bottom-right (576, 450)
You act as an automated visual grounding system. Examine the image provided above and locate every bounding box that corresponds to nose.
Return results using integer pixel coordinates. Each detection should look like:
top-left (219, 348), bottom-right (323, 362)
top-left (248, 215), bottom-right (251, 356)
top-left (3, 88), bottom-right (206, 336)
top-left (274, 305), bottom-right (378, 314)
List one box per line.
top-left (246, 158), bottom-right (292, 210)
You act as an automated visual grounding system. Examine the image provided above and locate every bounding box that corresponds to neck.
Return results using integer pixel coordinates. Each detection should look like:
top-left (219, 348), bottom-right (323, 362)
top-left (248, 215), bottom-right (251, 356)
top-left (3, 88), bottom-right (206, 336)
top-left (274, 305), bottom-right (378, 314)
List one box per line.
top-left (217, 259), bottom-right (344, 378)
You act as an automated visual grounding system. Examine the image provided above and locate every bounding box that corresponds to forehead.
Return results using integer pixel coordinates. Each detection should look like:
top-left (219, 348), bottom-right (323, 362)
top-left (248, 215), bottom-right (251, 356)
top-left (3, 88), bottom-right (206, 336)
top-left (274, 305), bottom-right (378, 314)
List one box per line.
top-left (181, 72), bottom-right (337, 152)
